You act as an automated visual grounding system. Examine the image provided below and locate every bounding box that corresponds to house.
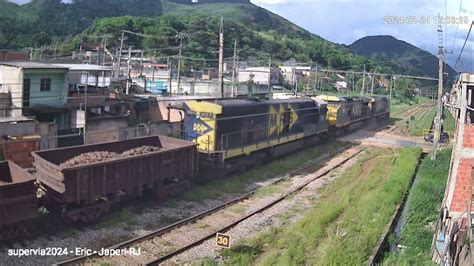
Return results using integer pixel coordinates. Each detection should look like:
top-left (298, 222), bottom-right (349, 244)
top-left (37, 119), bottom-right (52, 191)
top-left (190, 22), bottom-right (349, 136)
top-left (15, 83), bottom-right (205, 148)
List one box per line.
top-left (238, 67), bottom-right (282, 85)
top-left (55, 63), bottom-right (114, 88)
top-left (202, 68), bottom-right (219, 80)
top-left (335, 81), bottom-right (348, 91)
top-left (0, 62), bottom-right (69, 126)
top-left (279, 64), bottom-right (312, 84)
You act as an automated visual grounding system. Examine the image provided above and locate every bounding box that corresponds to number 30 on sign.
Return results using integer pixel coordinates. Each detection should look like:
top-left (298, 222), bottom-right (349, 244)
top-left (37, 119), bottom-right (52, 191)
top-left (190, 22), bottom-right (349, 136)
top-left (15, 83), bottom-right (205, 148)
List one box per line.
top-left (216, 233), bottom-right (231, 248)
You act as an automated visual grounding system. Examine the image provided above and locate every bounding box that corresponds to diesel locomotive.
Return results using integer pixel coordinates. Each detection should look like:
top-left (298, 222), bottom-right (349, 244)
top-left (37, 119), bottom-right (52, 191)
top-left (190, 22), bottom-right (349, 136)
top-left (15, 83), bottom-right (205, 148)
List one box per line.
top-left (184, 95), bottom-right (390, 176)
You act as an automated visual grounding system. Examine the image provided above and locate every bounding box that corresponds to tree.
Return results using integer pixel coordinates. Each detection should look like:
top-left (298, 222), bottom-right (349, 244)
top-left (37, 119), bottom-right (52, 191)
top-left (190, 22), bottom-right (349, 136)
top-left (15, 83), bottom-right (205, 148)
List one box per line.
top-left (32, 32), bottom-right (51, 47)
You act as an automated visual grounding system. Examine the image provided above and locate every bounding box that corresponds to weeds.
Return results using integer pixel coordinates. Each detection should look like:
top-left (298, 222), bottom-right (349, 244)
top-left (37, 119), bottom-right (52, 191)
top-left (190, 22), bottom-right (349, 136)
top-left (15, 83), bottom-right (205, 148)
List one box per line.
top-left (382, 149), bottom-right (451, 265)
top-left (218, 147), bottom-right (421, 265)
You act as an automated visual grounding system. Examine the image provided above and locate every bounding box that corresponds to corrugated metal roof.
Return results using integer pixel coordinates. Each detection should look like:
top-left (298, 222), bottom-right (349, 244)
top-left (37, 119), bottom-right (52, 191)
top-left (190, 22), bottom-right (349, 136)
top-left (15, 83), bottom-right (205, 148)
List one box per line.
top-left (54, 64), bottom-right (114, 71)
top-left (0, 62), bottom-right (68, 70)
top-left (0, 116), bottom-right (36, 124)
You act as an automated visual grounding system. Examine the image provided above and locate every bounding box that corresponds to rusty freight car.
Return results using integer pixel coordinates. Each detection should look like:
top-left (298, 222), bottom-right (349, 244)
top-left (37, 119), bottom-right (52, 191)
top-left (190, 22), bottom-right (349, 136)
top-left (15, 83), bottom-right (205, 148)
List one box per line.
top-left (0, 161), bottom-right (37, 241)
top-left (32, 136), bottom-right (197, 223)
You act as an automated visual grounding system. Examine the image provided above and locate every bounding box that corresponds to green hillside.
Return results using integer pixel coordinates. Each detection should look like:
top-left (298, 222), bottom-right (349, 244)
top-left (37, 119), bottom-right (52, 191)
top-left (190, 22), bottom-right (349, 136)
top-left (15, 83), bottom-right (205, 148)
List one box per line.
top-left (0, 0), bottom-right (433, 82)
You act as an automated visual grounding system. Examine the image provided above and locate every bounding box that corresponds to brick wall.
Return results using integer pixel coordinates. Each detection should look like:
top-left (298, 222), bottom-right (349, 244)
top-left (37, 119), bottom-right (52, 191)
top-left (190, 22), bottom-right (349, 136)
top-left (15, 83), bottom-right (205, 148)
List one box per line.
top-left (463, 124), bottom-right (474, 149)
top-left (450, 159), bottom-right (473, 212)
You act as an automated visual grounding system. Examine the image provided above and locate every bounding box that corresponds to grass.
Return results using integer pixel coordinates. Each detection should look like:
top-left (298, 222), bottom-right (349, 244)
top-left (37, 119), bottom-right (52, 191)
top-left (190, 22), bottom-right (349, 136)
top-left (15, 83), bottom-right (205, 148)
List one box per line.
top-left (178, 140), bottom-right (347, 202)
top-left (444, 109), bottom-right (456, 134)
top-left (390, 96), bottom-right (431, 118)
top-left (409, 107), bottom-right (436, 136)
top-left (382, 149), bottom-right (451, 265)
top-left (218, 147), bottom-right (421, 265)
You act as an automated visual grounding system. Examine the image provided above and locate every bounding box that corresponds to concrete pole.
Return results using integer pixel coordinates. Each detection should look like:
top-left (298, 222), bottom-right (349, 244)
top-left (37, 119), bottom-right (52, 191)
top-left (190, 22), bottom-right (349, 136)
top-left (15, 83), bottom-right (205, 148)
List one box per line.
top-left (177, 34), bottom-right (184, 95)
top-left (314, 66), bottom-right (318, 93)
top-left (267, 56), bottom-right (272, 94)
top-left (371, 73), bottom-right (375, 95)
top-left (231, 39), bottom-right (237, 98)
top-left (116, 31), bottom-right (125, 78)
top-left (218, 17), bottom-right (225, 98)
top-left (432, 25), bottom-right (445, 160)
top-left (126, 46), bottom-right (131, 95)
top-left (361, 64), bottom-right (366, 96)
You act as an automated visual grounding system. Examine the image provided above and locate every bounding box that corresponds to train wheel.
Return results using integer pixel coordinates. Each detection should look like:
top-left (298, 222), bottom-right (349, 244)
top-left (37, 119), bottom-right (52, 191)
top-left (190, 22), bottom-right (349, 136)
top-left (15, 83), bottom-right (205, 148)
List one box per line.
top-left (62, 202), bottom-right (112, 224)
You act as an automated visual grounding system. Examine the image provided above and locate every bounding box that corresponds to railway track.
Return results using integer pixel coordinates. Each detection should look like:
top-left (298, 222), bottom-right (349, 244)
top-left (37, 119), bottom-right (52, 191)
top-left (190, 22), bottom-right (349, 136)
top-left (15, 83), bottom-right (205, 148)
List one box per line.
top-left (57, 144), bottom-right (363, 265)
top-left (385, 103), bottom-right (432, 134)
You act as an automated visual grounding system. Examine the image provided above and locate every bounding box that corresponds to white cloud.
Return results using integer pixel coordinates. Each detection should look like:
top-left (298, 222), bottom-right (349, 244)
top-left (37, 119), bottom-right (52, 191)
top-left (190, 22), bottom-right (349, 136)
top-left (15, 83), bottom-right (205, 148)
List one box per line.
top-left (251, 0), bottom-right (289, 4)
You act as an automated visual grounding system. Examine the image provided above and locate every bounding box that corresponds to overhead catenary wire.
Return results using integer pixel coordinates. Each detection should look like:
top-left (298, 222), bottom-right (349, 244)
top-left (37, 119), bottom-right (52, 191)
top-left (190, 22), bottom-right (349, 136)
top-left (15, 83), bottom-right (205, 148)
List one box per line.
top-left (454, 21), bottom-right (473, 70)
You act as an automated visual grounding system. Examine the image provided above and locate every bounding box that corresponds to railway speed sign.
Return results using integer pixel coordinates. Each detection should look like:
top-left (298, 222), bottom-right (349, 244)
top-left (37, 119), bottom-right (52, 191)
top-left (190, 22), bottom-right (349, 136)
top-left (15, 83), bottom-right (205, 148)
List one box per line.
top-left (216, 233), bottom-right (231, 248)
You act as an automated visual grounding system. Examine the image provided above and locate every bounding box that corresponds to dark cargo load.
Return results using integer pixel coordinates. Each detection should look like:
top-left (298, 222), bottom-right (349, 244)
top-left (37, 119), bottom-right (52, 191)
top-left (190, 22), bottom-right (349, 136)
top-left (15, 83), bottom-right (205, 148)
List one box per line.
top-left (32, 136), bottom-right (198, 205)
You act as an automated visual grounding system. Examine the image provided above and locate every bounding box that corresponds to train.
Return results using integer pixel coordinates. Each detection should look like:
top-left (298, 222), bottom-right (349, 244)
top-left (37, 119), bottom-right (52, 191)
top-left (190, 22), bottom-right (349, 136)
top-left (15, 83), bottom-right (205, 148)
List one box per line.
top-left (0, 95), bottom-right (389, 241)
top-left (183, 95), bottom-right (390, 176)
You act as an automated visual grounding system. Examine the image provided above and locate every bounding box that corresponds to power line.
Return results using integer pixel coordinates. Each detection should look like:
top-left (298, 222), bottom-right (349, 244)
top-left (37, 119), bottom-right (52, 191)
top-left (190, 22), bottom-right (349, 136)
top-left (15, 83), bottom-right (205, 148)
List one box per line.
top-left (450, 0), bottom-right (464, 54)
top-left (454, 21), bottom-right (473, 69)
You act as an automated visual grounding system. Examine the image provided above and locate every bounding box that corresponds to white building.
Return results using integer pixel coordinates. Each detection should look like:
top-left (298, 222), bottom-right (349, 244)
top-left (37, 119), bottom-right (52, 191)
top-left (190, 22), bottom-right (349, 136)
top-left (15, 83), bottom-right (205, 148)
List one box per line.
top-left (238, 67), bottom-right (282, 86)
top-left (54, 64), bottom-right (114, 88)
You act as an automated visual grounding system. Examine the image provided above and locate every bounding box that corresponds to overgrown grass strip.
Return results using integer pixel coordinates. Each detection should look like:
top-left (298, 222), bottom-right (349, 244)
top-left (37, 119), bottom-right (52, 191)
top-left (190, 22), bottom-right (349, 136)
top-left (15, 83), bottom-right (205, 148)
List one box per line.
top-left (218, 147), bottom-right (421, 265)
top-left (382, 148), bottom-right (451, 265)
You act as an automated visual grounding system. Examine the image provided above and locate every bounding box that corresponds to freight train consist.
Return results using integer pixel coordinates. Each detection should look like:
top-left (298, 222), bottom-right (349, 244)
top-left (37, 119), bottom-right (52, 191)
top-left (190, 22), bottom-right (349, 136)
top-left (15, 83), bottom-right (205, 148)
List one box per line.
top-left (184, 95), bottom-right (389, 176)
top-left (0, 95), bottom-right (389, 241)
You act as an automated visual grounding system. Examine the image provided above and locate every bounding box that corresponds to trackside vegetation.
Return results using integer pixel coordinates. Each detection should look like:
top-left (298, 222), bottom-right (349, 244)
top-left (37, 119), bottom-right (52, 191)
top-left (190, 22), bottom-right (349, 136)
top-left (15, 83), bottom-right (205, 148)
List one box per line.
top-left (382, 148), bottom-right (451, 265)
top-left (177, 140), bottom-right (346, 202)
top-left (214, 147), bottom-right (421, 265)
top-left (409, 107), bottom-right (436, 136)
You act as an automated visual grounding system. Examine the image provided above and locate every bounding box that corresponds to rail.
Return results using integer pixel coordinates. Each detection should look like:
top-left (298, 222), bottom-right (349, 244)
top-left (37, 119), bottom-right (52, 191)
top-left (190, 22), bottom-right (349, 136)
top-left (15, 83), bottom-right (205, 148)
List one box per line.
top-left (147, 147), bottom-right (364, 265)
top-left (55, 144), bottom-right (358, 265)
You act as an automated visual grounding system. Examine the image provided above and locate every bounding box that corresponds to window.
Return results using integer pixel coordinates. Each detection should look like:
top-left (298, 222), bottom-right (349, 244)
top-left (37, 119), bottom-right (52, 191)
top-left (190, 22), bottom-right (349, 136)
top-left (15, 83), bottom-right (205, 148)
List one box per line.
top-left (40, 78), bottom-right (51, 91)
top-left (23, 79), bottom-right (30, 107)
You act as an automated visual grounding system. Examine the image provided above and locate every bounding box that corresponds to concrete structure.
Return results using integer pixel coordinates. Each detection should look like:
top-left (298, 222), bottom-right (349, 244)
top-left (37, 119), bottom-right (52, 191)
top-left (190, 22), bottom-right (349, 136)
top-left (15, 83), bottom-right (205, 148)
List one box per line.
top-left (55, 64), bottom-right (114, 88)
top-left (433, 73), bottom-right (474, 265)
top-left (202, 68), bottom-right (218, 80)
top-left (335, 81), bottom-right (348, 91)
top-left (238, 67), bottom-right (281, 86)
top-left (0, 62), bottom-right (69, 118)
top-left (0, 50), bottom-right (29, 62)
top-left (279, 64), bottom-right (311, 84)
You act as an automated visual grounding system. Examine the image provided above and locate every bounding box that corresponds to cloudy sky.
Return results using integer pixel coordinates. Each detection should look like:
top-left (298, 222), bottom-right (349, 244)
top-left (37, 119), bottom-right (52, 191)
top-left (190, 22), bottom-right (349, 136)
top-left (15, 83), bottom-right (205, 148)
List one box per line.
top-left (251, 0), bottom-right (474, 71)
top-left (9, 0), bottom-right (474, 71)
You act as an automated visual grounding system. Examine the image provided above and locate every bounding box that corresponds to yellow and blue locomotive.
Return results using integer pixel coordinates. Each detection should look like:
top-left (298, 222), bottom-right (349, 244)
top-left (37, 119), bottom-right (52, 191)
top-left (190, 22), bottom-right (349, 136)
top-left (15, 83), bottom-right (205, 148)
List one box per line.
top-left (184, 98), bottom-right (328, 177)
top-left (184, 95), bottom-right (389, 178)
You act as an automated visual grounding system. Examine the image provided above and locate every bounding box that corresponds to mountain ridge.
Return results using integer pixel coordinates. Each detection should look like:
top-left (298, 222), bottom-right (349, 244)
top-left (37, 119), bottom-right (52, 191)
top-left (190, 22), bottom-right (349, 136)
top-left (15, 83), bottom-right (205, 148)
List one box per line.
top-left (349, 35), bottom-right (456, 79)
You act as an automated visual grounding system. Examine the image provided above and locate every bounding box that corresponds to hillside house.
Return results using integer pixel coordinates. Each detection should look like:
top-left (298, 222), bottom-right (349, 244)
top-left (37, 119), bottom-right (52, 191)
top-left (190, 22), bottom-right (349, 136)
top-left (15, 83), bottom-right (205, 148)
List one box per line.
top-left (0, 62), bottom-right (69, 126)
top-left (238, 67), bottom-right (282, 86)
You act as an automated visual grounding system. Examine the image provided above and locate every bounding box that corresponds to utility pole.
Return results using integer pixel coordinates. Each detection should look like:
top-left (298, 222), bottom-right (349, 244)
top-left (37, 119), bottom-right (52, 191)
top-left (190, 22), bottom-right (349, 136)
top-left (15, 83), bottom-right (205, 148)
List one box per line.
top-left (126, 46), bottom-right (131, 95)
top-left (361, 64), bottom-right (366, 96)
top-left (116, 31), bottom-right (125, 78)
top-left (390, 75), bottom-right (394, 107)
top-left (168, 57), bottom-right (172, 96)
top-left (140, 50), bottom-right (144, 77)
top-left (218, 16), bottom-right (225, 98)
top-left (176, 32), bottom-right (185, 95)
top-left (313, 66), bottom-right (318, 93)
top-left (291, 59), bottom-right (296, 93)
top-left (432, 23), bottom-right (444, 160)
top-left (267, 56), bottom-right (272, 94)
top-left (371, 73), bottom-right (375, 95)
top-left (231, 39), bottom-right (238, 98)
top-left (102, 37), bottom-right (107, 66)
